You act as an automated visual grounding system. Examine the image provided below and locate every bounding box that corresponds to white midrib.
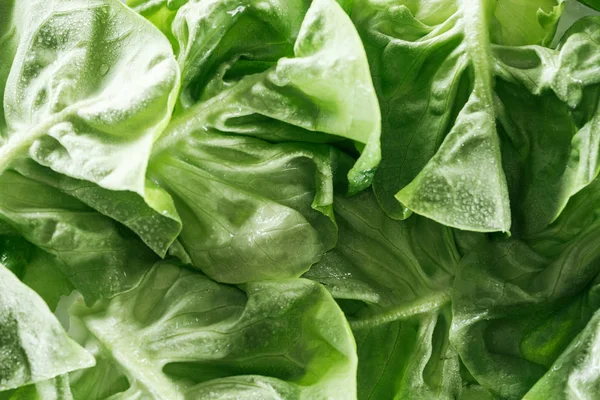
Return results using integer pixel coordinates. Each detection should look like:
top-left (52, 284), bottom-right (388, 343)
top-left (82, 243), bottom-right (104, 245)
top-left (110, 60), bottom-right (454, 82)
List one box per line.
top-left (459, 0), bottom-right (495, 107)
top-left (349, 290), bottom-right (452, 330)
top-left (84, 314), bottom-right (184, 400)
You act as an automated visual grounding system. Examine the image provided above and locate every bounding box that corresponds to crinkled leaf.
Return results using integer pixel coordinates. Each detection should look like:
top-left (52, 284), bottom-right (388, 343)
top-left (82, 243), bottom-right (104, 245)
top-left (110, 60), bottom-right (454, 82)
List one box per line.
top-left (0, 265), bottom-right (94, 391)
top-left (14, 160), bottom-right (181, 257)
top-left (153, 0), bottom-right (380, 193)
top-left (358, 0), bottom-right (600, 233)
top-left (451, 178), bottom-right (600, 398)
top-left (0, 170), bottom-right (159, 302)
top-left (305, 190), bottom-right (461, 399)
top-left (0, 0), bottom-right (179, 194)
top-left (151, 131), bottom-right (341, 284)
top-left (67, 262), bottom-right (357, 400)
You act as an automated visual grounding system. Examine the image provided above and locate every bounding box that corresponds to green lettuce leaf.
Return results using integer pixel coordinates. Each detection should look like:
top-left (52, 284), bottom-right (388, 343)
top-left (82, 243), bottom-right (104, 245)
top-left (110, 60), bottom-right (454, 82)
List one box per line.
top-left (66, 262), bottom-right (357, 400)
top-left (0, 224), bottom-right (72, 312)
top-left (451, 177), bottom-right (600, 398)
top-left (357, 0), bottom-right (600, 233)
top-left (305, 190), bottom-right (462, 399)
top-left (0, 265), bottom-right (94, 392)
top-left (150, 132), bottom-right (341, 283)
top-left (524, 307), bottom-right (600, 399)
top-left (145, 0), bottom-right (381, 193)
top-left (0, 0), bottom-right (178, 193)
top-left (13, 160), bottom-right (181, 257)
top-left (0, 170), bottom-right (159, 302)
top-left (0, 0), bottom-right (182, 256)
top-left (3, 376), bottom-right (73, 400)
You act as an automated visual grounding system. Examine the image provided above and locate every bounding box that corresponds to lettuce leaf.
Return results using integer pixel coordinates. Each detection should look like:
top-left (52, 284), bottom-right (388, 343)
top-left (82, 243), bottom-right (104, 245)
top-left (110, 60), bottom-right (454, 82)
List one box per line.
top-left (0, 265), bottom-right (94, 391)
top-left (150, 132), bottom-right (342, 283)
top-left (148, 0), bottom-right (381, 193)
top-left (305, 190), bottom-right (462, 399)
top-left (357, 0), bottom-right (600, 233)
top-left (452, 177), bottom-right (600, 398)
top-left (65, 262), bottom-right (357, 400)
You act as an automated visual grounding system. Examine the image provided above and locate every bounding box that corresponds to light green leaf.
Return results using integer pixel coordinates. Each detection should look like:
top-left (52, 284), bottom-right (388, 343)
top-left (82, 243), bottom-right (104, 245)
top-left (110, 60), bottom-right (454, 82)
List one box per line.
top-left (0, 265), bottom-right (94, 392)
top-left (155, 0), bottom-right (380, 193)
top-left (0, 170), bottom-right (159, 302)
top-left (492, 0), bottom-right (564, 46)
top-left (358, 0), bottom-right (600, 233)
top-left (150, 130), bottom-right (341, 284)
top-left (67, 262), bottom-right (357, 400)
top-left (0, 0), bottom-right (178, 195)
top-left (305, 190), bottom-right (461, 399)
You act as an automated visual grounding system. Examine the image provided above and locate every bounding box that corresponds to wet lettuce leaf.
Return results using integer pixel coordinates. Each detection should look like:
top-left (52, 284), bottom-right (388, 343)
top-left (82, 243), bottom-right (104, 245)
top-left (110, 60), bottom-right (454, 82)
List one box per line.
top-left (0, 265), bottom-right (94, 392)
top-left (356, 0), bottom-right (600, 233)
top-left (452, 178), bottom-right (600, 398)
top-left (0, 170), bottom-right (160, 302)
top-left (0, 0), bottom-right (178, 194)
top-left (3, 0), bottom-right (600, 399)
top-left (141, 0), bottom-right (381, 193)
top-left (150, 132), bottom-right (342, 283)
top-left (65, 261), bottom-right (357, 400)
top-left (305, 190), bottom-right (462, 399)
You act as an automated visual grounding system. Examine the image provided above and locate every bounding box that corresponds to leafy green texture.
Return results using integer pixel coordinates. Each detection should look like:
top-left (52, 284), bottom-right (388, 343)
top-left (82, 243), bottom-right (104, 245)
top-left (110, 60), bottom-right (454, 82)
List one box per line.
top-left (306, 190), bottom-right (462, 399)
top-left (66, 262), bottom-right (357, 400)
top-left (4, 376), bottom-right (73, 400)
top-left (0, 170), bottom-right (159, 301)
top-left (155, 0), bottom-right (381, 193)
top-left (0, 0), bottom-right (179, 194)
top-left (5, 0), bottom-right (600, 398)
top-left (13, 160), bottom-right (181, 258)
top-left (524, 308), bottom-right (600, 399)
top-left (577, 0), bottom-right (600, 10)
top-left (356, 0), bottom-right (600, 233)
top-left (0, 265), bottom-right (94, 391)
top-left (0, 0), bottom-right (183, 259)
top-left (451, 178), bottom-right (600, 399)
top-left (151, 132), bottom-right (341, 283)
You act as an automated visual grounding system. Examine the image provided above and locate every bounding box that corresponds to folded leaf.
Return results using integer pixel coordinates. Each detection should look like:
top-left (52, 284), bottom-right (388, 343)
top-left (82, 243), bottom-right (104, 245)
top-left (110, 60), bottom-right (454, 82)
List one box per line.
top-left (0, 0), bottom-right (178, 195)
top-left (0, 170), bottom-right (159, 302)
top-left (356, 0), bottom-right (600, 233)
top-left (151, 130), bottom-right (341, 283)
top-left (67, 262), bottom-right (357, 400)
top-left (149, 0), bottom-right (380, 193)
top-left (451, 177), bottom-right (600, 398)
top-left (0, 265), bottom-right (94, 391)
top-left (305, 190), bottom-right (462, 399)
top-left (14, 160), bottom-right (181, 257)
top-left (524, 307), bottom-right (600, 399)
